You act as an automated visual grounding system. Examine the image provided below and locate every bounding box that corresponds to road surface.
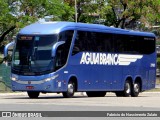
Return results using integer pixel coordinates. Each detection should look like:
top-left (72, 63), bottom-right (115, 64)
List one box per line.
top-left (0, 92), bottom-right (160, 120)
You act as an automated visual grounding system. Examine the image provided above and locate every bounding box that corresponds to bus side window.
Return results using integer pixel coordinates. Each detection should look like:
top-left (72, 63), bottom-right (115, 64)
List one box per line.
top-left (72, 38), bottom-right (80, 55)
top-left (72, 31), bottom-right (84, 55)
top-left (55, 30), bottom-right (74, 70)
top-left (55, 45), bottom-right (66, 70)
top-left (114, 34), bottom-right (125, 53)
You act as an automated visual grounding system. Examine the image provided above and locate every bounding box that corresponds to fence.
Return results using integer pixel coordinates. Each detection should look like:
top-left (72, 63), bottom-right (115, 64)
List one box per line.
top-left (0, 63), bottom-right (11, 92)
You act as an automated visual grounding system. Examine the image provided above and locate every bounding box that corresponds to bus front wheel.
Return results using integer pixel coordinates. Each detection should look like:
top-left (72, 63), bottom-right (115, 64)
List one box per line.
top-left (27, 91), bottom-right (40, 98)
top-left (62, 80), bottom-right (75, 98)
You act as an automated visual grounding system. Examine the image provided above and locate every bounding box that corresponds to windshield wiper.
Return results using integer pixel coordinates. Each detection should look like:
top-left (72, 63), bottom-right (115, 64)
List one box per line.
top-left (32, 47), bottom-right (37, 61)
top-left (28, 56), bottom-right (32, 71)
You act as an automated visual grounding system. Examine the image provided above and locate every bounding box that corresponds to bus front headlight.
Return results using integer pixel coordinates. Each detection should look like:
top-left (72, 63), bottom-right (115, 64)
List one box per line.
top-left (11, 77), bottom-right (17, 81)
top-left (11, 74), bottom-right (18, 81)
top-left (11, 76), bottom-right (18, 81)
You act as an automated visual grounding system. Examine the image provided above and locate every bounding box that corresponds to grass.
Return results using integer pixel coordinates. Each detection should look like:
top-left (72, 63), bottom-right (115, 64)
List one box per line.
top-left (0, 82), bottom-right (11, 92)
top-left (0, 57), bottom-right (2, 63)
top-left (0, 54), bottom-right (3, 64)
top-left (156, 78), bottom-right (160, 84)
top-left (146, 88), bottom-right (160, 92)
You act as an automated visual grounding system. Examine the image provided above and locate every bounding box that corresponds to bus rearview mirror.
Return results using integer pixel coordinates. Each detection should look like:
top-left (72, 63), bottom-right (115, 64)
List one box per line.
top-left (3, 41), bottom-right (15, 66)
top-left (4, 41), bottom-right (15, 57)
top-left (52, 41), bottom-right (65, 58)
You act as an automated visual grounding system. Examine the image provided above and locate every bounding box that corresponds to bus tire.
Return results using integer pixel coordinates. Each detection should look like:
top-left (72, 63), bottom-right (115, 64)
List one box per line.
top-left (86, 91), bottom-right (106, 97)
top-left (123, 80), bottom-right (131, 97)
top-left (27, 91), bottom-right (40, 98)
top-left (131, 82), bottom-right (140, 97)
top-left (62, 80), bottom-right (75, 98)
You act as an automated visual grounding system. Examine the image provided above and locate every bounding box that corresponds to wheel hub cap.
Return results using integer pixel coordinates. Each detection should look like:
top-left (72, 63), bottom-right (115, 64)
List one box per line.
top-left (68, 84), bottom-right (74, 93)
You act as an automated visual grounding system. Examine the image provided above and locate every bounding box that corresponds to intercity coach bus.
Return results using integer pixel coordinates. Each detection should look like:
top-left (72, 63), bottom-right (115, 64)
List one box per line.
top-left (4, 21), bottom-right (156, 98)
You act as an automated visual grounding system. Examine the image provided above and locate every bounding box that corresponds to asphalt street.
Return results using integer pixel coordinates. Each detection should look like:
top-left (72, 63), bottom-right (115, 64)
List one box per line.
top-left (0, 92), bottom-right (160, 120)
top-left (0, 92), bottom-right (160, 110)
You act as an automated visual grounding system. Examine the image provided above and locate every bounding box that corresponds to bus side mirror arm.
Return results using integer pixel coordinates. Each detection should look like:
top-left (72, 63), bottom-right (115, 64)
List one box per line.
top-left (3, 41), bottom-right (15, 66)
top-left (52, 41), bottom-right (65, 58)
top-left (4, 41), bottom-right (15, 57)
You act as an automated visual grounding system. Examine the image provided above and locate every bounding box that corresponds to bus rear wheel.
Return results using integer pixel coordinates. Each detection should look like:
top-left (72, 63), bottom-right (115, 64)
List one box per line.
top-left (123, 80), bottom-right (131, 97)
top-left (27, 91), bottom-right (40, 98)
top-left (62, 80), bottom-right (75, 98)
top-left (86, 91), bottom-right (106, 97)
top-left (116, 80), bottom-right (131, 97)
top-left (131, 82), bottom-right (140, 97)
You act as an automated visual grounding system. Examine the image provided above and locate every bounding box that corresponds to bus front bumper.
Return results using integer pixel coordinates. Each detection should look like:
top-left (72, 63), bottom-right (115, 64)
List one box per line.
top-left (11, 74), bottom-right (66, 92)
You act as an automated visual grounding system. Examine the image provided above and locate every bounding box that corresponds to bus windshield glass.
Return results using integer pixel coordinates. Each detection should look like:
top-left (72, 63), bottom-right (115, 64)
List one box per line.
top-left (12, 35), bottom-right (58, 75)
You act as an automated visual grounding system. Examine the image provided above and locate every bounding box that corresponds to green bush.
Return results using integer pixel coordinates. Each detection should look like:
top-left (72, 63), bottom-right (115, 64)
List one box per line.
top-left (0, 57), bottom-right (3, 64)
top-left (157, 57), bottom-right (160, 69)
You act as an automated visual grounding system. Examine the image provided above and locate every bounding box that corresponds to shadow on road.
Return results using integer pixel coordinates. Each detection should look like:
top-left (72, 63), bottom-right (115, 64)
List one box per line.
top-left (3, 94), bottom-right (150, 100)
top-left (3, 95), bottom-right (89, 99)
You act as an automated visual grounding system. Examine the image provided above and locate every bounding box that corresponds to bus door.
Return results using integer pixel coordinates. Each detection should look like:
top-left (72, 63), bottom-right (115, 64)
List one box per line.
top-left (53, 30), bottom-right (74, 90)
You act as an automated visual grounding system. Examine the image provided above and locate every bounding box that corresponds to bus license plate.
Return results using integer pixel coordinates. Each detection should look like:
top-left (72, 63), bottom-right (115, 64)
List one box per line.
top-left (26, 86), bottom-right (34, 90)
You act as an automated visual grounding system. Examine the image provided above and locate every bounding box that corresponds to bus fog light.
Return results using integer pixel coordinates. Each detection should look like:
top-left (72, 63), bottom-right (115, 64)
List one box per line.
top-left (44, 78), bottom-right (52, 82)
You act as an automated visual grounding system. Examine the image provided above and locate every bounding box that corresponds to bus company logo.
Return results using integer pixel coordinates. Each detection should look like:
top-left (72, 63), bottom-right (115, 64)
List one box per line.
top-left (80, 52), bottom-right (143, 66)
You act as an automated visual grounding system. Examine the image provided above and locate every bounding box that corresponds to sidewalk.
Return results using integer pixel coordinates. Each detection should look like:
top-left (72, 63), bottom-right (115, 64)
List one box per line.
top-left (156, 84), bottom-right (160, 88)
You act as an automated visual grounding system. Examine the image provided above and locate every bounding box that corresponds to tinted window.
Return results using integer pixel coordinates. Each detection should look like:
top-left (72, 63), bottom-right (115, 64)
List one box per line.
top-left (72, 31), bottom-right (155, 55)
top-left (114, 34), bottom-right (155, 54)
top-left (139, 37), bottom-right (155, 54)
top-left (55, 30), bottom-right (74, 70)
top-left (72, 31), bottom-right (113, 55)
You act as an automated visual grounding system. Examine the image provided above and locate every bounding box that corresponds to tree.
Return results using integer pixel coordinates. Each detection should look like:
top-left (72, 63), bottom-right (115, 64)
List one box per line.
top-left (99, 0), bottom-right (160, 30)
top-left (9, 0), bottom-right (74, 25)
top-left (64, 0), bottom-right (105, 23)
top-left (144, 0), bottom-right (160, 26)
top-left (0, 0), bottom-right (16, 52)
top-left (0, 0), bottom-right (74, 53)
top-left (100, 0), bottom-right (148, 29)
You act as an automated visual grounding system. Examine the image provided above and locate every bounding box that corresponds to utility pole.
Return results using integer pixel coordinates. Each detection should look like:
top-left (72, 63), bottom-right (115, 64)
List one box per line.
top-left (75, 0), bottom-right (77, 23)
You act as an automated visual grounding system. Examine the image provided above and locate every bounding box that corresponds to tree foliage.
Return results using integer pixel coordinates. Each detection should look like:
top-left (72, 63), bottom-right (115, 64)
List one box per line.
top-left (0, 0), bottom-right (16, 48)
top-left (101, 0), bottom-right (146, 28)
top-left (0, 0), bottom-right (74, 53)
top-left (64, 0), bottom-right (160, 29)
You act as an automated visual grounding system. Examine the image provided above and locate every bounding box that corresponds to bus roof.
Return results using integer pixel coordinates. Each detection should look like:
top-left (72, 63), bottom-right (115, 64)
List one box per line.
top-left (19, 21), bottom-right (155, 37)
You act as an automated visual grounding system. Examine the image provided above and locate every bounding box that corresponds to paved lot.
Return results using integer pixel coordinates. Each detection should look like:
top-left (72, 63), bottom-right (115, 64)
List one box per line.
top-left (156, 84), bottom-right (160, 88)
top-left (0, 92), bottom-right (160, 120)
top-left (0, 92), bottom-right (160, 110)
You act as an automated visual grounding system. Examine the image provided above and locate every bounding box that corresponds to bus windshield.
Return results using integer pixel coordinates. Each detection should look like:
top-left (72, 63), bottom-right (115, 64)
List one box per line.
top-left (12, 35), bottom-right (58, 75)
